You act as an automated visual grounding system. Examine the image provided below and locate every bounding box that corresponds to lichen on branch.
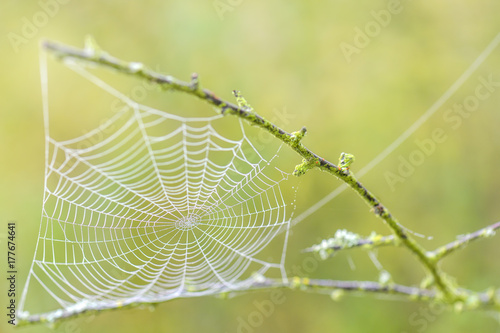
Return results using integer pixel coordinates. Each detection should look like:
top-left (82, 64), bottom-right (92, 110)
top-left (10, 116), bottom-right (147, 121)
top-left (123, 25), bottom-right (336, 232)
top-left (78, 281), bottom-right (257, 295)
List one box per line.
top-left (24, 39), bottom-right (499, 325)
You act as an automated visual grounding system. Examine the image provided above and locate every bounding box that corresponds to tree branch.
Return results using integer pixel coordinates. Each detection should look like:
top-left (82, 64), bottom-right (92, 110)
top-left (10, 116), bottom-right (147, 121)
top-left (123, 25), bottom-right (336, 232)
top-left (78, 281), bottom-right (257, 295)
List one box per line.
top-left (427, 221), bottom-right (500, 261)
top-left (303, 230), bottom-right (398, 259)
top-left (11, 279), bottom-right (439, 326)
top-left (17, 275), bottom-right (499, 326)
top-left (26, 38), bottom-right (499, 325)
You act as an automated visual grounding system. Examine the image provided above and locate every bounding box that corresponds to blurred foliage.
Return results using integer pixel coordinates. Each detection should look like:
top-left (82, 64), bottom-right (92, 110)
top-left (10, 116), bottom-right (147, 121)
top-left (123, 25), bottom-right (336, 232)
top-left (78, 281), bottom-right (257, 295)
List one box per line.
top-left (1, 0), bottom-right (500, 332)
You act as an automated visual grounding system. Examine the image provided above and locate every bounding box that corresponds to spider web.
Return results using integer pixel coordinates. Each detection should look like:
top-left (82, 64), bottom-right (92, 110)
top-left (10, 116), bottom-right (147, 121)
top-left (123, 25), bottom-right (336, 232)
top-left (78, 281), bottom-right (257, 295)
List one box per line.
top-left (19, 52), bottom-right (292, 318)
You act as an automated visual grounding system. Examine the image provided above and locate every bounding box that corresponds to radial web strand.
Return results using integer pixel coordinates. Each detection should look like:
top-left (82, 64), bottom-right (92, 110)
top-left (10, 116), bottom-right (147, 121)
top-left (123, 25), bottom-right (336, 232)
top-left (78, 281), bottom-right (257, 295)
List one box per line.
top-left (19, 52), bottom-right (292, 319)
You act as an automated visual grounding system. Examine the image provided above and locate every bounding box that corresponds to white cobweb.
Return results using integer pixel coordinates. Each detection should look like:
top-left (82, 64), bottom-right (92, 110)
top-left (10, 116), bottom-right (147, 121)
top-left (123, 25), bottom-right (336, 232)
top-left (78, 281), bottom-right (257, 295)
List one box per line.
top-left (19, 51), bottom-right (292, 318)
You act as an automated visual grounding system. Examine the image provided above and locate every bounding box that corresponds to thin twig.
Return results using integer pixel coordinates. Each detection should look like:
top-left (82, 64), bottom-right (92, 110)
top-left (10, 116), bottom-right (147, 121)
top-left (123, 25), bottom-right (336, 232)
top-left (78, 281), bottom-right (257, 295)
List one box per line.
top-left (428, 221), bottom-right (500, 261)
top-left (17, 275), bottom-right (499, 326)
top-left (14, 278), bottom-right (435, 326)
top-left (303, 232), bottom-right (398, 255)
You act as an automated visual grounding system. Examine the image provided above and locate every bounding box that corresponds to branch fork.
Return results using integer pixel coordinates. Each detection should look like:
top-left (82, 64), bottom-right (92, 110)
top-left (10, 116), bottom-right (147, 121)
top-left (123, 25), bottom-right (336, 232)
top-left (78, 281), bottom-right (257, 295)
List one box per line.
top-left (20, 39), bottom-right (499, 325)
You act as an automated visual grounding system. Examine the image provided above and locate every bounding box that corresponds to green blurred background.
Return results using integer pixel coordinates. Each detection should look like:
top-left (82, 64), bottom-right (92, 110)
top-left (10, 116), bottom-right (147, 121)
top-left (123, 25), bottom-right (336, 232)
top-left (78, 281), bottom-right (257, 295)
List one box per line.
top-left (1, 1), bottom-right (500, 332)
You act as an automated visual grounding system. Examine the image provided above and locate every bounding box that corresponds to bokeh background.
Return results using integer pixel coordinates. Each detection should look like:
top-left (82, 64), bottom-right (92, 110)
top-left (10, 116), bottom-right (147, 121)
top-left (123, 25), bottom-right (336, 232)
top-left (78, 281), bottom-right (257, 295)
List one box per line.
top-left (1, 1), bottom-right (500, 332)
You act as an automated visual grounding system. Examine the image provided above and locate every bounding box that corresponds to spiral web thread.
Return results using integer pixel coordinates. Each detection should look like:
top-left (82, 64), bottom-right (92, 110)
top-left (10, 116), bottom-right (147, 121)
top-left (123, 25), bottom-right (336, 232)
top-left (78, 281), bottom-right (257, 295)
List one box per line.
top-left (19, 53), bottom-right (291, 319)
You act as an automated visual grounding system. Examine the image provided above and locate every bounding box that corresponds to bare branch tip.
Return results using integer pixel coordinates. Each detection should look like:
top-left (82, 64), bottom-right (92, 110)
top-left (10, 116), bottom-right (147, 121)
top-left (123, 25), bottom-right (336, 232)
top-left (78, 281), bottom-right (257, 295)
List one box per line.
top-left (190, 73), bottom-right (199, 90)
top-left (293, 158), bottom-right (318, 177)
top-left (338, 152), bottom-right (355, 172)
top-left (291, 126), bottom-right (307, 144)
top-left (40, 39), bottom-right (51, 50)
